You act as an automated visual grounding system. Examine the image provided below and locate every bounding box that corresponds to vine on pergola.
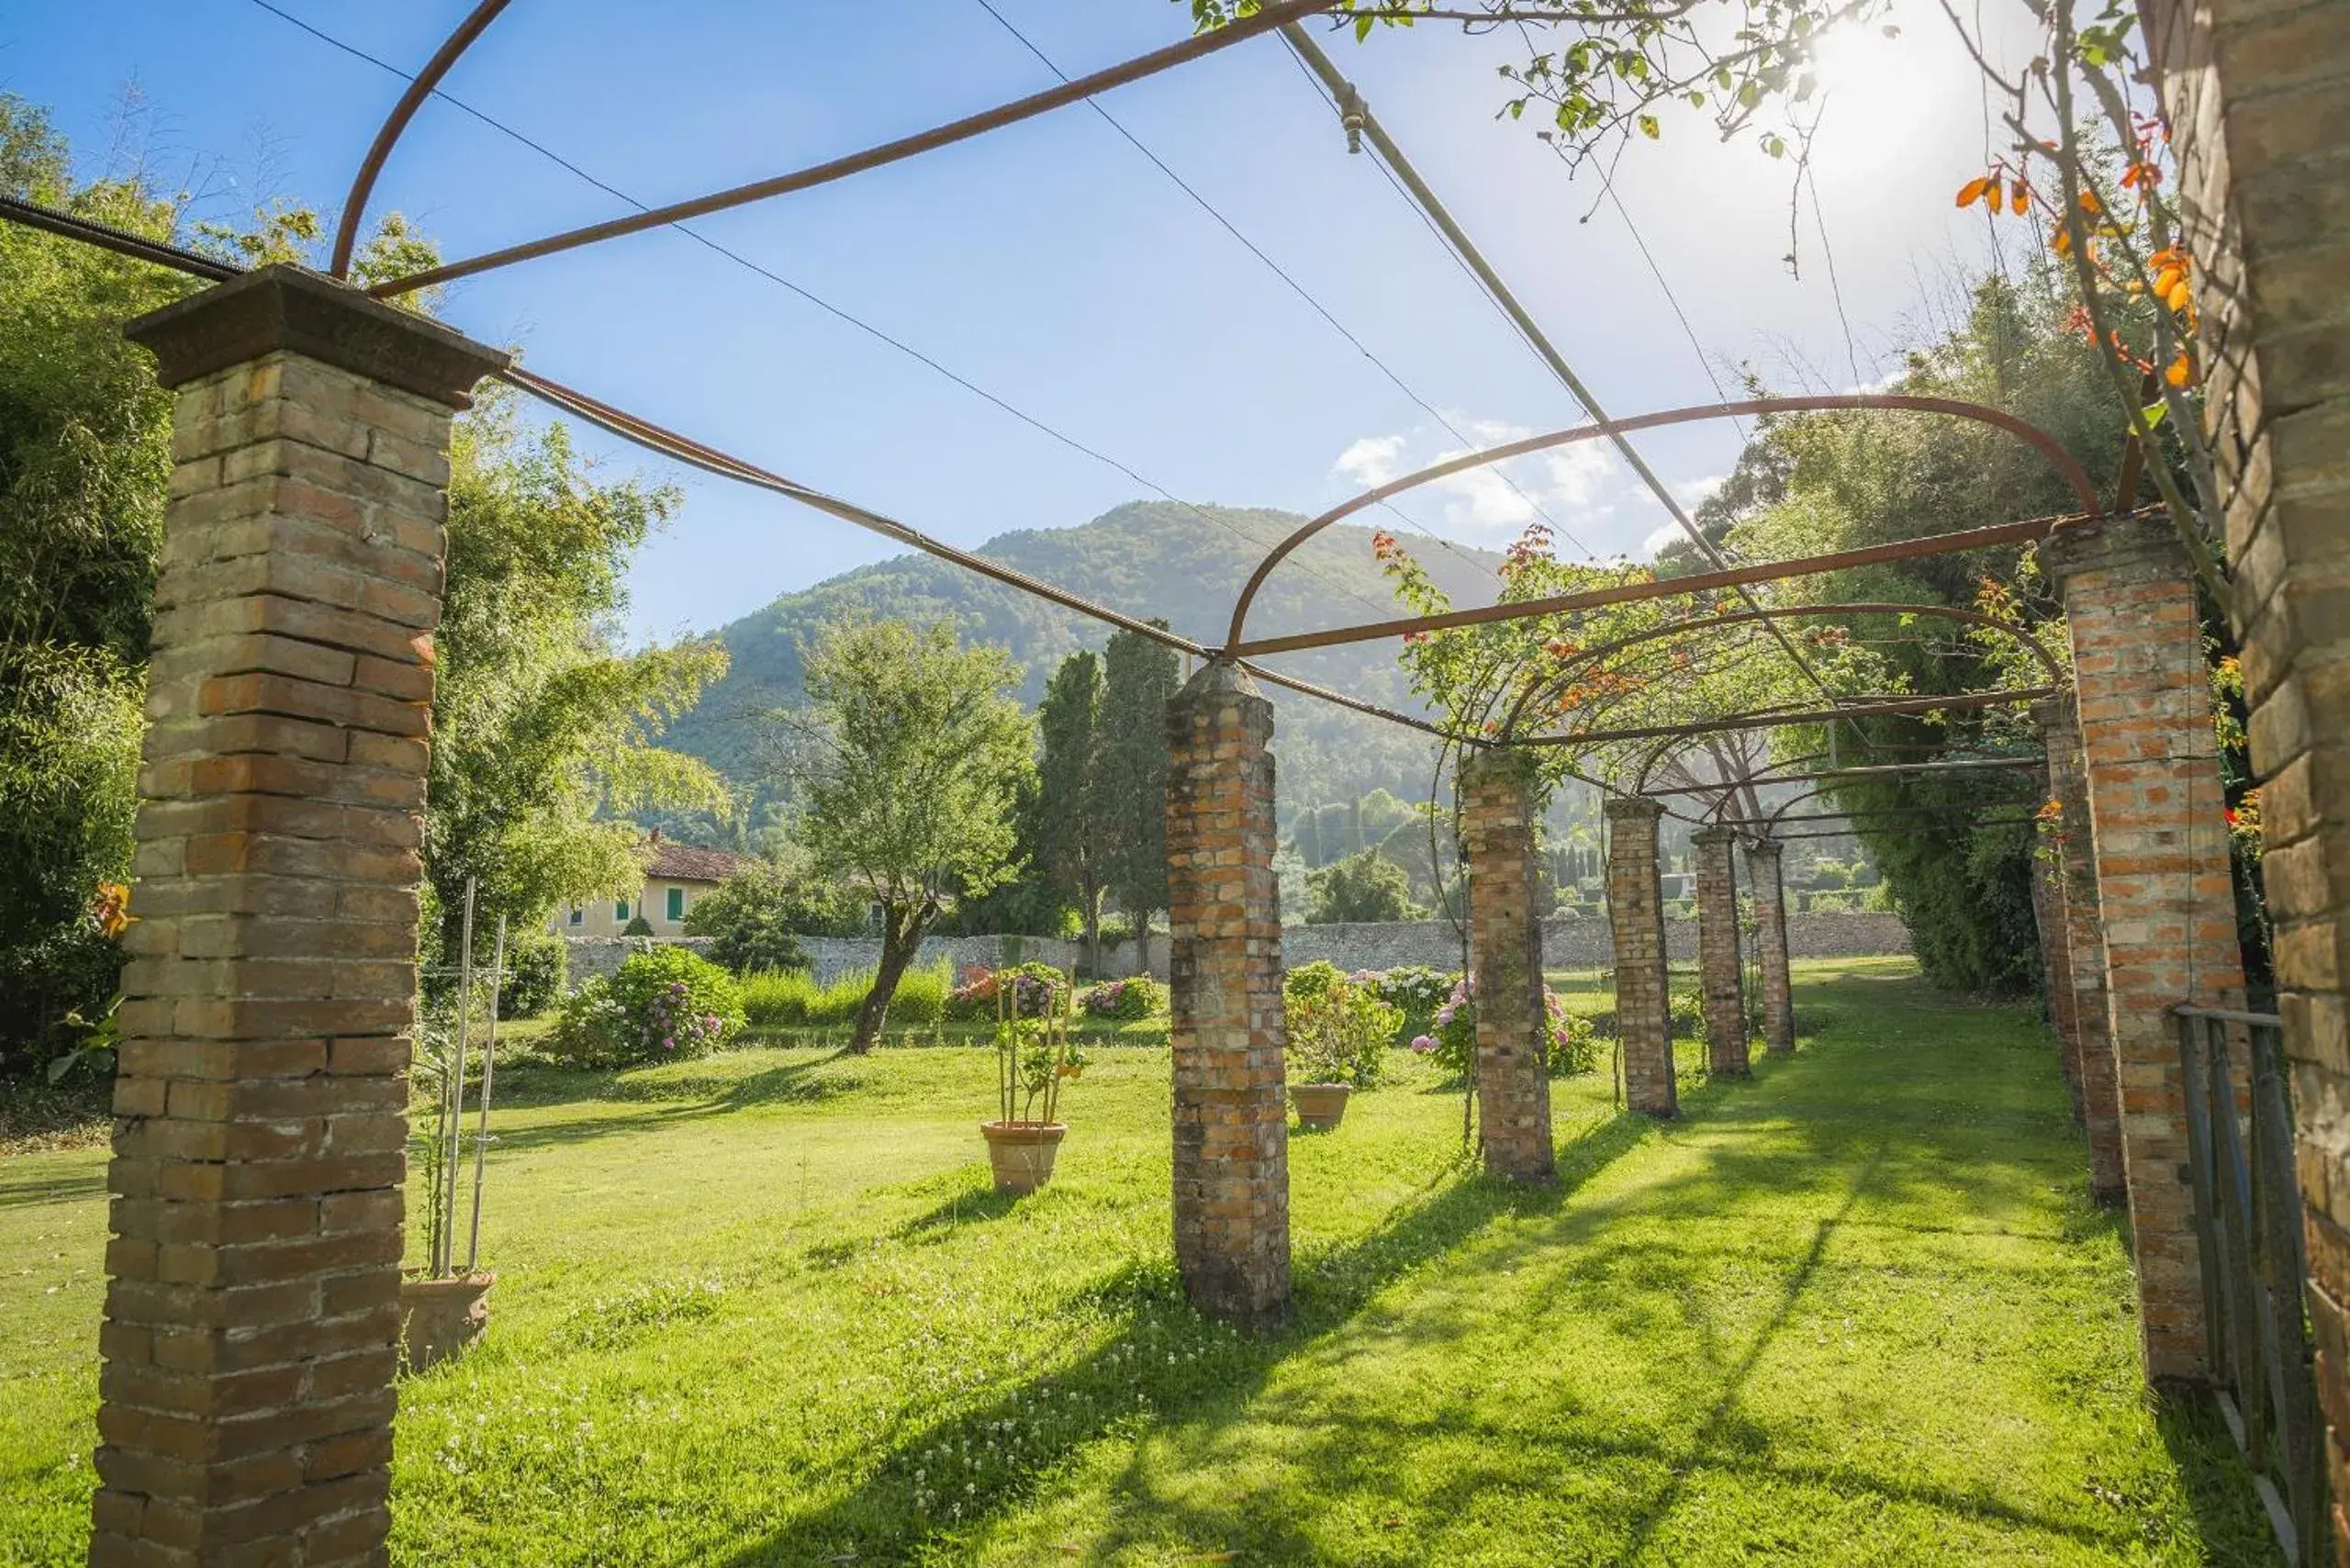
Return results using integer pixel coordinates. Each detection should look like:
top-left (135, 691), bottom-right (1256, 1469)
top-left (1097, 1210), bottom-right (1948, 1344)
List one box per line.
top-left (1184, 0), bottom-right (2227, 593)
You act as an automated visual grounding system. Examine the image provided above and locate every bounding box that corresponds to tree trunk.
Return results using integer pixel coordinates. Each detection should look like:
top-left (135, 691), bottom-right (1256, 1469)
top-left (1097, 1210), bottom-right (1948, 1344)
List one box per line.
top-left (1134, 911), bottom-right (1152, 979)
top-left (1080, 878), bottom-right (1101, 980)
top-left (849, 902), bottom-right (932, 1054)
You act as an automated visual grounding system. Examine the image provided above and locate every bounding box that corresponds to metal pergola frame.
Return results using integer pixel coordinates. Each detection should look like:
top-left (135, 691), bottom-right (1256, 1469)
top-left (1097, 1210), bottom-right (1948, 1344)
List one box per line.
top-left (5, 0), bottom-right (2101, 839)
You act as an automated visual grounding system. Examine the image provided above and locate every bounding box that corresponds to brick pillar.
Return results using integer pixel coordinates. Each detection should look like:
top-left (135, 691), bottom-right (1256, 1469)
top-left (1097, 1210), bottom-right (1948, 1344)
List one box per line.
top-left (1460, 748), bottom-right (1553, 1182)
top-left (1745, 837), bottom-right (1794, 1056)
top-left (2026, 759), bottom-right (2087, 1126)
top-left (1692, 826), bottom-right (1750, 1080)
top-left (92, 266), bottom-right (503, 1567)
top-left (1164, 658), bottom-right (1290, 1329)
top-left (1606, 798), bottom-right (1675, 1117)
top-left (2045, 512), bottom-right (2247, 1383)
top-left (2037, 697), bottom-right (2127, 1203)
top-left (2147, 0), bottom-right (2350, 1523)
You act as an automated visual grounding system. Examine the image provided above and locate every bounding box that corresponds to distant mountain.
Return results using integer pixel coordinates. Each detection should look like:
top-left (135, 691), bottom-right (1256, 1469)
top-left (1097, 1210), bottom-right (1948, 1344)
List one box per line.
top-left (663, 500), bottom-right (1503, 813)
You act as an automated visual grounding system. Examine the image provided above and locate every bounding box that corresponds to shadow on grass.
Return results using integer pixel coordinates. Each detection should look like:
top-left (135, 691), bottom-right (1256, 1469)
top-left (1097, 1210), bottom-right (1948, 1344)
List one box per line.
top-left (483, 1049), bottom-right (859, 1154)
top-left (0, 1166), bottom-right (106, 1210)
top-left (714, 1109), bottom-right (1658, 1565)
top-left (2154, 1387), bottom-right (2298, 1564)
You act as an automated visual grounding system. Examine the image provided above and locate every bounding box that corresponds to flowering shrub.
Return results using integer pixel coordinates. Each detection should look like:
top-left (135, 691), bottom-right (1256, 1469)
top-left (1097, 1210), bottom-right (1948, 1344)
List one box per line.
top-left (946, 961), bottom-right (1070, 1023)
top-left (1080, 976), bottom-right (1165, 1020)
top-left (546, 945), bottom-right (744, 1068)
top-left (1367, 965), bottom-right (1450, 1042)
top-left (1409, 975), bottom-right (1600, 1077)
top-left (1284, 969), bottom-right (1402, 1089)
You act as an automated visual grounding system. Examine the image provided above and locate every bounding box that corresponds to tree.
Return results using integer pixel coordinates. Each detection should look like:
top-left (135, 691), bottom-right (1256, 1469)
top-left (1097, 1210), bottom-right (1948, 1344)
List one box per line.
top-left (1095, 626), bottom-right (1181, 972)
top-left (1305, 850), bottom-right (1427, 925)
top-left (680, 857), bottom-right (859, 972)
top-left (797, 618), bottom-right (1033, 1052)
top-left (1718, 273), bottom-right (2135, 991)
top-left (0, 98), bottom-right (182, 1070)
top-left (423, 390), bottom-right (731, 965)
top-left (1036, 651), bottom-right (1108, 972)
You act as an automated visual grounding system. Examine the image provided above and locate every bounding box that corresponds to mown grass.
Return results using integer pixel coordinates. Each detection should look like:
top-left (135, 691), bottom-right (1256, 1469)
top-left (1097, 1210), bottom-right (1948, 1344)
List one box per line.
top-left (0, 958), bottom-right (2275, 1565)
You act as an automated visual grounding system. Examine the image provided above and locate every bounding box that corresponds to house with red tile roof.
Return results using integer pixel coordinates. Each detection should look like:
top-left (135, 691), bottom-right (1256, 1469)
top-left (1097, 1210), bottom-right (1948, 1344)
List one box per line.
top-left (548, 830), bottom-right (755, 938)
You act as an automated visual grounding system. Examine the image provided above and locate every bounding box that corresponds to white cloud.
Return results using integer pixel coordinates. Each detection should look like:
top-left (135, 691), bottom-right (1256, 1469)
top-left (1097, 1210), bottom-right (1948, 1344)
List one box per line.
top-left (1332, 433), bottom-right (1406, 488)
top-left (1673, 473), bottom-right (1727, 509)
top-left (1642, 521), bottom-right (1685, 558)
top-left (1328, 414), bottom-right (1630, 545)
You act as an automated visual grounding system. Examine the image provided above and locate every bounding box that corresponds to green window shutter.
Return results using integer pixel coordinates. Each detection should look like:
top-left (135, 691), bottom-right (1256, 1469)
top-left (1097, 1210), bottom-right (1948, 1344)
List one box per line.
top-left (615, 900), bottom-right (630, 922)
top-left (666, 887), bottom-right (685, 921)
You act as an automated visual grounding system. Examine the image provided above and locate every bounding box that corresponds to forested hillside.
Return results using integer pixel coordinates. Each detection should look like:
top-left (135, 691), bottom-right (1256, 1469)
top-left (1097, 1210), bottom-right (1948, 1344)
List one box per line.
top-left (665, 500), bottom-right (1505, 813)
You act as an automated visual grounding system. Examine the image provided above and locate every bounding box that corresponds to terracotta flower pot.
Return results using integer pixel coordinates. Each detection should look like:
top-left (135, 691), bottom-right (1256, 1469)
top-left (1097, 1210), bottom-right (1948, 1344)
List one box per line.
top-left (980, 1120), bottom-right (1067, 1193)
top-left (1291, 1082), bottom-right (1352, 1130)
top-left (399, 1271), bottom-right (494, 1373)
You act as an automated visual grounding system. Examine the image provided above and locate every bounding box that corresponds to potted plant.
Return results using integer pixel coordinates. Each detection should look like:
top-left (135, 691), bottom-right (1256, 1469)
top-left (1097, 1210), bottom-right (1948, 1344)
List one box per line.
top-left (980, 970), bottom-right (1086, 1193)
top-left (1284, 965), bottom-right (1402, 1131)
top-left (402, 897), bottom-right (506, 1372)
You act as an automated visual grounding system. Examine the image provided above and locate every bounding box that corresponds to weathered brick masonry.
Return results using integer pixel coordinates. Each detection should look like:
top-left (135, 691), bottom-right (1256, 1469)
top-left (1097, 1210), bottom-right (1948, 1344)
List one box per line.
top-left (2144, 0), bottom-right (2350, 1521)
top-left (2039, 697), bottom-right (2127, 1201)
top-left (1606, 798), bottom-right (1675, 1117)
top-left (2046, 512), bottom-right (2247, 1383)
top-left (1461, 749), bottom-right (1554, 1181)
top-left (93, 266), bottom-right (504, 1567)
top-left (2025, 749), bottom-right (2087, 1126)
top-left (1746, 838), bottom-right (1794, 1056)
top-left (1164, 660), bottom-right (1291, 1329)
top-left (1693, 826), bottom-right (1750, 1080)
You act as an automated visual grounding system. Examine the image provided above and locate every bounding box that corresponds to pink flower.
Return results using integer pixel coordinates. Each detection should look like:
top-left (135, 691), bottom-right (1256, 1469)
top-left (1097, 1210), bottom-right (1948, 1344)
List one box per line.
top-left (1411, 1035), bottom-right (1436, 1054)
top-left (661, 1036), bottom-right (675, 1051)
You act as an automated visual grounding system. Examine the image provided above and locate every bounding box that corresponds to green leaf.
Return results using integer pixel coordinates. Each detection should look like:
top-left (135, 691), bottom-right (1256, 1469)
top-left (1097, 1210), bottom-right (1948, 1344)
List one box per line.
top-left (2139, 399), bottom-right (2169, 431)
top-left (1638, 114), bottom-right (1661, 139)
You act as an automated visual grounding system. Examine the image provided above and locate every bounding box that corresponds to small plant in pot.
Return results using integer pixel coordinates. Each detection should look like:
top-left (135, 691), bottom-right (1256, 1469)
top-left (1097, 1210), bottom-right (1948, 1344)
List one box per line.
top-left (1283, 963), bottom-right (1402, 1131)
top-left (403, 899), bottom-right (509, 1373)
top-left (981, 971), bottom-right (1087, 1193)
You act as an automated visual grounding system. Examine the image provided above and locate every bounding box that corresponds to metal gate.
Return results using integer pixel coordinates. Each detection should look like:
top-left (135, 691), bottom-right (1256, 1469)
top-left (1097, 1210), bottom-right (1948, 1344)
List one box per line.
top-left (2175, 1004), bottom-right (2330, 1565)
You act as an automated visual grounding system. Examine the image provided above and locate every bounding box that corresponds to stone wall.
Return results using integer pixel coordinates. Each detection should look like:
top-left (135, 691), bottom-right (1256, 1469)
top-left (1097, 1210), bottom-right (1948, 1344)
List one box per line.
top-left (1279, 911), bottom-right (1911, 973)
top-left (561, 911), bottom-right (1911, 992)
top-left (559, 932), bottom-right (1147, 989)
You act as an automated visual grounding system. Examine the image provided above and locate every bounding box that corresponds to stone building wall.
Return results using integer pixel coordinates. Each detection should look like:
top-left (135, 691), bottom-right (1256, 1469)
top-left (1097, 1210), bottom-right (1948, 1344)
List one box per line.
top-left (561, 911), bottom-right (1912, 993)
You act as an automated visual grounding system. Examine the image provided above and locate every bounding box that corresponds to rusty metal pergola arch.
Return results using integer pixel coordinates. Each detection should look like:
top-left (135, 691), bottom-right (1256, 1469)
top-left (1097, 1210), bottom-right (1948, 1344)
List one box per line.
top-left (1488, 600), bottom-right (2065, 740)
top-left (10, 6), bottom-right (2103, 823)
top-left (1223, 393), bottom-right (2104, 652)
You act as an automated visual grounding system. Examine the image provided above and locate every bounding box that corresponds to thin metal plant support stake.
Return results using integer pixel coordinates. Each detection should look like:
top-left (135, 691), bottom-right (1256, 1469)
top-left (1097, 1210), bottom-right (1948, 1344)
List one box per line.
top-left (465, 913), bottom-right (507, 1276)
top-left (442, 879), bottom-right (476, 1280)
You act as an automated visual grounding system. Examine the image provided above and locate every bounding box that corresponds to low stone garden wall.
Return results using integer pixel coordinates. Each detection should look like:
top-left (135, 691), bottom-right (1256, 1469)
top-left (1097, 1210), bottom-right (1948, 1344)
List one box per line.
top-left (1282, 911), bottom-right (1909, 972)
top-left (559, 911), bottom-right (1906, 991)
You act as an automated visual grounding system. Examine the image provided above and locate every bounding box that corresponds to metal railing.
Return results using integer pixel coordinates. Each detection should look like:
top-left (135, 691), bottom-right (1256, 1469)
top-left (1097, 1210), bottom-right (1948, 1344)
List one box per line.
top-left (2175, 1004), bottom-right (2329, 1565)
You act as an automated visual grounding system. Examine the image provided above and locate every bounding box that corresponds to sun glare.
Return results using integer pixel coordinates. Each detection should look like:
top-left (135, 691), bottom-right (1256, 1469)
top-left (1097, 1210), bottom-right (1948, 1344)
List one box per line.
top-left (1807, 22), bottom-right (1940, 173)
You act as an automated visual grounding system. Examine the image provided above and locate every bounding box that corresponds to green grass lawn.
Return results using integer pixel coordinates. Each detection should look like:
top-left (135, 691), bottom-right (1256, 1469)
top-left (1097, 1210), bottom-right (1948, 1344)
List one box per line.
top-left (0, 958), bottom-right (2275, 1565)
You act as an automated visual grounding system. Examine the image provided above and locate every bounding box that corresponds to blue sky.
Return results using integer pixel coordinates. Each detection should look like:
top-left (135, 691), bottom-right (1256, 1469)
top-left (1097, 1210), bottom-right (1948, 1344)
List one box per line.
top-left (4, 0), bottom-right (2041, 644)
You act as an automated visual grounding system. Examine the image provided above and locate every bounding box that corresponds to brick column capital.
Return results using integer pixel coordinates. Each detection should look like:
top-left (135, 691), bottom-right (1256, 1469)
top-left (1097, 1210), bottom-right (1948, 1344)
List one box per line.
top-left (1605, 796), bottom-right (1664, 823)
top-left (2029, 694), bottom-right (2078, 734)
top-left (2039, 510), bottom-right (2198, 588)
top-left (1690, 824), bottom-right (1736, 847)
top-left (1743, 836), bottom-right (1782, 864)
top-left (126, 263), bottom-right (507, 407)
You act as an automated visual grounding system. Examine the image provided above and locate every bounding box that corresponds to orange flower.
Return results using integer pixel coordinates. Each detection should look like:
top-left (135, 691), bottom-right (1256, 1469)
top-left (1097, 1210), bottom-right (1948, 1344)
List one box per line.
top-left (92, 882), bottom-right (135, 939)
